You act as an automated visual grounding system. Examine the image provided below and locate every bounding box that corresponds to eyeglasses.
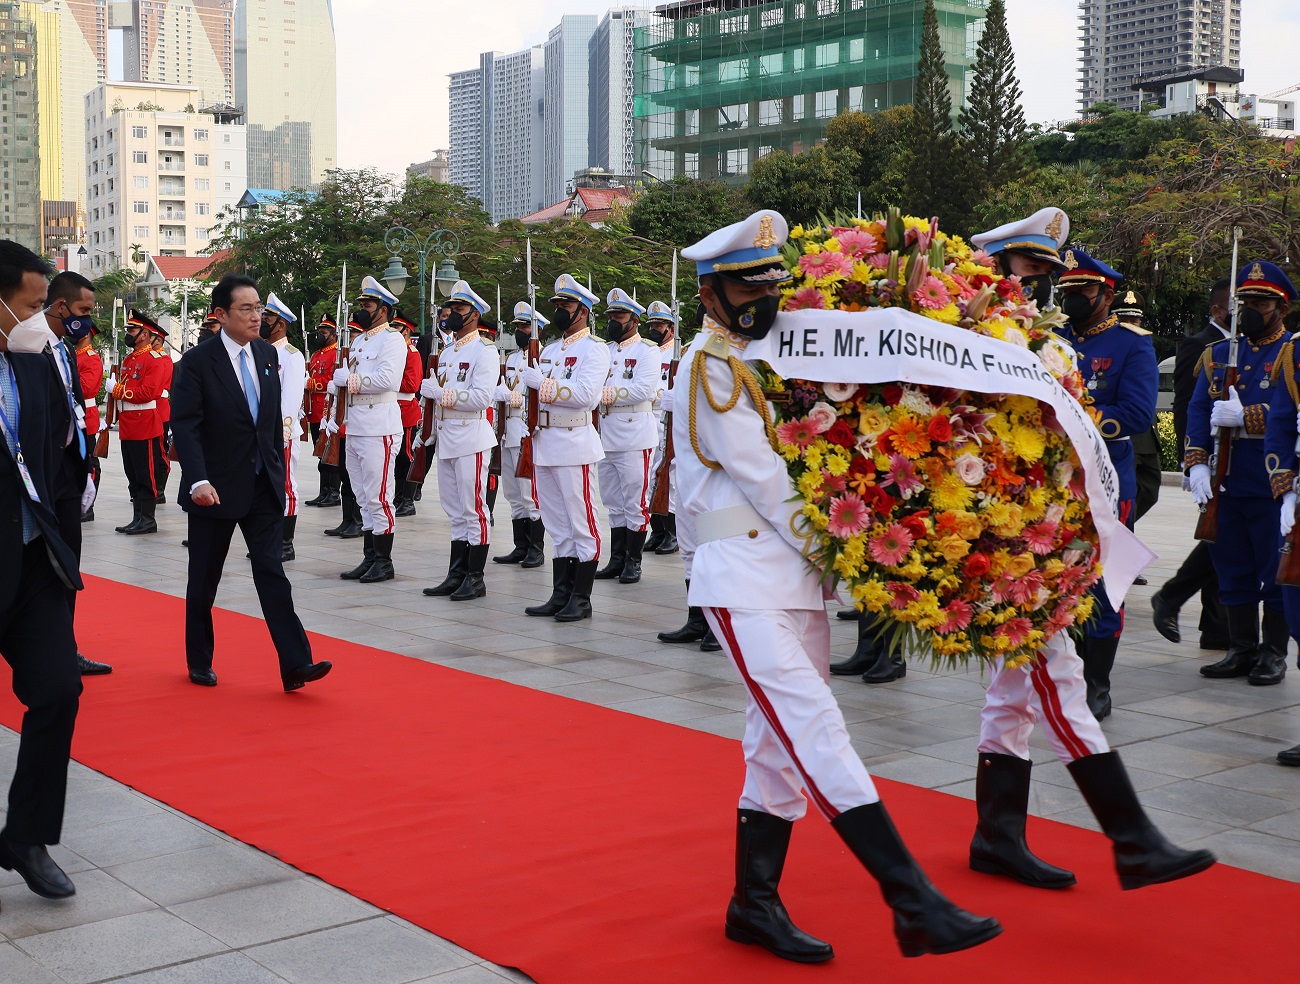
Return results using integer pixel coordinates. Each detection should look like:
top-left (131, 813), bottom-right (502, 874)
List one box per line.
top-left (231, 304), bottom-right (265, 315)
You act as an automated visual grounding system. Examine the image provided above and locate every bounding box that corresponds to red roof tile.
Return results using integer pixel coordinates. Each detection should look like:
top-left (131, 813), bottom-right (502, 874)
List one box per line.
top-left (152, 249), bottom-right (233, 281)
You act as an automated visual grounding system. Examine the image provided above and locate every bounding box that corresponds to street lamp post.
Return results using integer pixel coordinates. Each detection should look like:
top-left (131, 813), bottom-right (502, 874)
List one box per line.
top-left (381, 226), bottom-right (461, 335)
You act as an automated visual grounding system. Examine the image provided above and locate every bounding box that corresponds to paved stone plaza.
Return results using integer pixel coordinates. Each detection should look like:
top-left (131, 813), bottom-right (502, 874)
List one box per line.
top-left (1, 472), bottom-right (1297, 982)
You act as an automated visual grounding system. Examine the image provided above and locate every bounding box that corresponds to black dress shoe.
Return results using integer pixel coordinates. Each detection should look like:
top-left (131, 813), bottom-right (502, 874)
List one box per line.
top-left (1132, 575), bottom-right (1147, 586)
top-left (1150, 592), bottom-right (1180, 644)
top-left (155, 492), bottom-right (167, 504)
top-left (77, 653), bottom-right (113, 675)
top-left (188, 668), bottom-right (218, 686)
top-left (80, 508), bottom-right (94, 523)
top-left (0, 837), bottom-right (75, 898)
top-left (835, 608), bottom-right (859, 621)
top-left (1278, 744), bottom-right (1300, 767)
top-left (283, 661), bottom-right (333, 692)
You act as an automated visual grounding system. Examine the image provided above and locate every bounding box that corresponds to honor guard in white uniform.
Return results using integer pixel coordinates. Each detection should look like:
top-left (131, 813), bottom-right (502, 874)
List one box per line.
top-left (521, 274), bottom-right (611, 622)
top-left (492, 302), bottom-right (547, 569)
top-left (593, 288), bottom-right (661, 585)
top-left (261, 293), bottom-right (306, 562)
top-left (643, 300), bottom-right (680, 555)
top-left (420, 281), bottom-right (499, 602)
top-left (333, 275), bottom-right (407, 584)
top-left (678, 210), bottom-right (1002, 962)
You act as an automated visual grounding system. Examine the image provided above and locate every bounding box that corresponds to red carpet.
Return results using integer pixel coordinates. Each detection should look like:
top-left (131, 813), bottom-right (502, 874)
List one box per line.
top-left (2, 575), bottom-right (1293, 982)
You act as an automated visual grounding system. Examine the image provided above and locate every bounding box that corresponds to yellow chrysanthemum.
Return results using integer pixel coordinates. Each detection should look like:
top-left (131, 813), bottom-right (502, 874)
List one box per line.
top-left (790, 224), bottom-right (805, 239)
top-left (825, 452), bottom-right (850, 477)
top-left (853, 579), bottom-right (893, 612)
top-left (850, 261), bottom-right (878, 284)
top-left (920, 302), bottom-right (962, 325)
top-left (802, 503), bottom-right (828, 529)
top-left (1008, 425), bottom-right (1046, 463)
top-left (898, 560), bottom-right (928, 581)
top-left (930, 471), bottom-right (975, 511)
top-left (798, 470), bottom-right (824, 498)
top-left (804, 242), bottom-right (824, 255)
top-left (824, 236), bottom-right (842, 253)
top-left (840, 535), bottom-right (866, 569)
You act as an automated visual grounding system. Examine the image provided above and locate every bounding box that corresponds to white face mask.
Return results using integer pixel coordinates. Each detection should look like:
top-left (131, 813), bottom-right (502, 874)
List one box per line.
top-left (0, 298), bottom-right (54, 355)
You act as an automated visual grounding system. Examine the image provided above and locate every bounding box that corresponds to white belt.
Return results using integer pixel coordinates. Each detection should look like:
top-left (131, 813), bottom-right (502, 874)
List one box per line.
top-left (603, 401), bottom-right (653, 415)
top-left (436, 407), bottom-right (484, 421)
top-left (696, 503), bottom-right (774, 543)
top-left (505, 405), bottom-right (523, 418)
top-left (119, 400), bottom-right (157, 411)
top-left (1107, 436), bottom-right (1131, 443)
top-left (83, 398), bottom-right (97, 409)
top-left (397, 392), bottom-right (417, 402)
top-left (538, 409), bottom-right (591, 429)
top-left (350, 391), bottom-right (398, 408)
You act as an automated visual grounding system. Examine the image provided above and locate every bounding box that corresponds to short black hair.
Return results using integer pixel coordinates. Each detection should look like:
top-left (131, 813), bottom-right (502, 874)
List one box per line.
top-left (47, 270), bottom-right (96, 307)
top-left (211, 274), bottom-right (258, 312)
top-left (1210, 277), bottom-right (1231, 308)
top-left (0, 239), bottom-right (55, 300)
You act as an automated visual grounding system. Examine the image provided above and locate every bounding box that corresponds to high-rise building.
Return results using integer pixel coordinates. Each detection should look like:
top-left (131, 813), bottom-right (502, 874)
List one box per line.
top-left (543, 14), bottom-right (596, 203)
top-left (590, 6), bottom-right (651, 183)
top-left (83, 81), bottom-right (246, 272)
top-left (448, 67), bottom-right (484, 204)
top-left (0, 0), bottom-right (42, 247)
top-left (407, 149), bottom-right (449, 184)
top-left (119, 0), bottom-right (234, 106)
top-left (234, 0), bottom-right (337, 190)
top-left (635, 0), bottom-right (986, 184)
top-left (1078, 0), bottom-right (1241, 113)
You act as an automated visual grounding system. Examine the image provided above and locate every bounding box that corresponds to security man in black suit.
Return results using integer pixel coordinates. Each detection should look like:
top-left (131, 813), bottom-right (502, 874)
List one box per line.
top-left (0, 240), bottom-right (85, 902)
top-left (170, 274), bottom-right (331, 692)
top-left (1151, 278), bottom-right (1231, 649)
top-left (43, 271), bottom-right (113, 676)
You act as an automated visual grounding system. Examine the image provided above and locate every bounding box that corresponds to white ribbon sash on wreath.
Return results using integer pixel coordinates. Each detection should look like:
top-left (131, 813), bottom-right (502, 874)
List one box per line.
top-left (744, 308), bottom-right (1156, 610)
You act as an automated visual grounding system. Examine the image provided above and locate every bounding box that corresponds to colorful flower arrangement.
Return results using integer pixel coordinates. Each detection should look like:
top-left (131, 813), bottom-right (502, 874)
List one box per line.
top-left (766, 209), bottom-right (1103, 669)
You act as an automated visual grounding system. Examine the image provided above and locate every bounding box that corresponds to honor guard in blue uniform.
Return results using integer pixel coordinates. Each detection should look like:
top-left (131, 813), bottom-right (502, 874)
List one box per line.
top-left (1059, 250), bottom-right (1158, 719)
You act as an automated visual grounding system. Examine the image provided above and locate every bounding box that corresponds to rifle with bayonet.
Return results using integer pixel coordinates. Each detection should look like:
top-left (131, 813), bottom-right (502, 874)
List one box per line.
top-left (648, 251), bottom-right (680, 516)
top-left (1194, 227), bottom-right (1243, 543)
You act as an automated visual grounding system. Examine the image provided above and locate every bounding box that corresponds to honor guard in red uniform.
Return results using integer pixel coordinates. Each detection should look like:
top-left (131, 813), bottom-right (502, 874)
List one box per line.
top-left (391, 314), bottom-right (424, 517)
top-left (74, 315), bottom-right (104, 518)
top-left (304, 315), bottom-right (341, 507)
top-left (112, 310), bottom-right (169, 534)
top-left (150, 332), bottom-right (174, 503)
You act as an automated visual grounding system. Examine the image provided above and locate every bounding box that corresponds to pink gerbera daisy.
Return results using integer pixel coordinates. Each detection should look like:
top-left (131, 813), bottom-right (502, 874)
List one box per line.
top-left (836, 229), bottom-right (881, 258)
top-left (785, 285), bottom-right (830, 311)
top-left (798, 251), bottom-right (854, 280)
top-left (936, 599), bottom-right (973, 633)
top-left (826, 493), bottom-right (870, 538)
top-left (776, 417), bottom-right (818, 449)
top-left (870, 523), bottom-right (915, 566)
top-left (1022, 520), bottom-right (1059, 555)
top-left (996, 617), bottom-right (1034, 649)
top-left (912, 275), bottom-right (952, 311)
top-left (821, 470), bottom-right (848, 495)
top-left (1006, 569), bottom-right (1046, 606)
top-left (887, 582), bottom-right (921, 609)
top-left (885, 454), bottom-right (925, 498)
top-left (866, 253), bottom-right (891, 270)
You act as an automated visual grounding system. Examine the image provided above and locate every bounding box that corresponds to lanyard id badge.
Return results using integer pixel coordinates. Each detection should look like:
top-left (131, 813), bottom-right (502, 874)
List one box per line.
top-left (0, 397), bottom-right (40, 505)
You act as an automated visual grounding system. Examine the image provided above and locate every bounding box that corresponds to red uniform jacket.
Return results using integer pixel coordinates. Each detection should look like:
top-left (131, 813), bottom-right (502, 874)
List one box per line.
top-left (76, 344), bottom-right (104, 436)
top-left (113, 348), bottom-right (168, 441)
top-left (399, 343), bottom-right (423, 430)
top-left (305, 343), bottom-right (338, 423)
top-left (157, 351), bottom-right (174, 424)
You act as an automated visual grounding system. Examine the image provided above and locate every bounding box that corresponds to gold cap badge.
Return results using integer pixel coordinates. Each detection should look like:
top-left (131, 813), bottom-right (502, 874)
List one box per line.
top-left (1123, 290), bottom-right (1137, 304)
top-left (1063, 250), bottom-right (1078, 270)
top-left (753, 214), bottom-right (778, 250)
top-left (1249, 262), bottom-right (1265, 281)
top-left (1045, 211), bottom-right (1064, 241)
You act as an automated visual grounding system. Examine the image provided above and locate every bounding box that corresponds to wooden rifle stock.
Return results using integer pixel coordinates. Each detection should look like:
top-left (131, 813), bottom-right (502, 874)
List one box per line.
top-left (648, 355), bottom-right (679, 516)
top-left (406, 348), bottom-right (440, 485)
top-left (1193, 365), bottom-right (1237, 543)
top-left (316, 341), bottom-right (350, 467)
top-left (515, 338), bottom-right (540, 480)
top-left (489, 362), bottom-right (505, 477)
top-left (94, 362), bottom-right (120, 458)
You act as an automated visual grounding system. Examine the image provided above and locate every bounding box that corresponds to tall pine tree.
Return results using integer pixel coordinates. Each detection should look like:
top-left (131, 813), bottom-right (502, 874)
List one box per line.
top-left (958, 0), bottom-right (1029, 188)
top-left (902, 0), bottom-right (977, 231)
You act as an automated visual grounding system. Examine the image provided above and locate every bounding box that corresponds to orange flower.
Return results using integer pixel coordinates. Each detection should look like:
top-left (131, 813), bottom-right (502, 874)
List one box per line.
top-left (887, 415), bottom-right (931, 458)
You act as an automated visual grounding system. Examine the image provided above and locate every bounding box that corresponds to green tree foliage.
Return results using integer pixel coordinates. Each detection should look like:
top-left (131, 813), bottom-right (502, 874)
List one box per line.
top-left (824, 106), bottom-right (914, 212)
top-left (626, 177), bottom-right (749, 248)
top-left (958, 0), bottom-right (1029, 188)
top-left (743, 146), bottom-right (862, 225)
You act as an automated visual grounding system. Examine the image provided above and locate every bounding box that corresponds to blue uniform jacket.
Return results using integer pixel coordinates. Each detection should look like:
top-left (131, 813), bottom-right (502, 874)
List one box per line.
top-left (1067, 315), bottom-right (1158, 503)
top-left (1264, 337), bottom-right (1300, 501)
top-left (1186, 327), bottom-right (1289, 500)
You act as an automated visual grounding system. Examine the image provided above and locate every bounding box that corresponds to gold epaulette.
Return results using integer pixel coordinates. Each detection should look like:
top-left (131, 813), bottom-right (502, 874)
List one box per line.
top-left (285, 343), bottom-right (301, 356)
top-left (1121, 322), bottom-right (1151, 336)
top-left (1279, 340), bottom-right (1299, 406)
top-left (1193, 343), bottom-right (1215, 385)
top-left (701, 331), bottom-right (733, 360)
top-left (149, 350), bottom-right (164, 359)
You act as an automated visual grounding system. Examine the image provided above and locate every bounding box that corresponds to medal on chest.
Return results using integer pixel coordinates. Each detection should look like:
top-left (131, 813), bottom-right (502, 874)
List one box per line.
top-left (563, 356), bottom-right (577, 380)
top-left (457, 362), bottom-right (470, 382)
top-left (622, 358), bottom-right (636, 380)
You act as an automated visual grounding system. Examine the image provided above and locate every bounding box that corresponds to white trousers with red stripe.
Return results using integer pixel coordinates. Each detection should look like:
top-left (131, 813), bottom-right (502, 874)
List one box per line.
top-left (979, 631), bottom-right (1110, 763)
top-left (345, 433), bottom-right (397, 535)
top-left (705, 607), bottom-right (880, 822)
top-left (499, 445), bottom-right (541, 521)
top-left (438, 451), bottom-right (490, 545)
top-left (534, 462), bottom-right (601, 562)
top-left (282, 438), bottom-right (301, 517)
top-left (598, 448), bottom-right (652, 531)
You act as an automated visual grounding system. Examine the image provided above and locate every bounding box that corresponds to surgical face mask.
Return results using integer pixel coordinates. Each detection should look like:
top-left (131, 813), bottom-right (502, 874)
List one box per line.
top-left (445, 310), bottom-right (466, 334)
top-left (1022, 273), bottom-right (1055, 311)
top-left (1060, 291), bottom-right (1098, 327)
top-left (552, 307), bottom-right (574, 332)
top-left (0, 299), bottom-right (54, 354)
top-left (514, 328), bottom-right (533, 350)
top-left (712, 280), bottom-right (779, 340)
top-left (645, 325), bottom-right (668, 346)
top-left (352, 308), bottom-right (374, 332)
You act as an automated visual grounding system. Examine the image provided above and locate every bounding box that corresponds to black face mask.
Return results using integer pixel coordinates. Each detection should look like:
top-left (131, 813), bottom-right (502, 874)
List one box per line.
top-left (552, 307), bottom-right (574, 332)
top-left (514, 328), bottom-right (532, 350)
top-left (445, 311), bottom-right (466, 334)
top-left (1060, 291), bottom-right (1098, 327)
top-left (712, 280), bottom-right (779, 340)
top-left (352, 309), bottom-right (374, 331)
top-left (602, 319), bottom-right (630, 342)
top-left (258, 319), bottom-right (274, 340)
top-left (1022, 273), bottom-right (1055, 311)
top-left (312, 331), bottom-right (330, 348)
top-left (645, 326), bottom-right (667, 346)
top-left (1239, 306), bottom-right (1273, 342)
top-left (125, 329), bottom-right (141, 349)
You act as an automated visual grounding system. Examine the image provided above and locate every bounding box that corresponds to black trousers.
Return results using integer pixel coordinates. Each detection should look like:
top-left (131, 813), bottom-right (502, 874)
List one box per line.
top-left (184, 470), bottom-right (313, 677)
top-left (53, 479), bottom-right (83, 645)
top-left (394, 424), bottom-right (418, 487)
top-left (1160, 540), bottom-right (1227, 641)
top-left (0, 541), bottom-right (81, 844)
top-left (336, 435), bottom-right (360, 523)
top-left (121, 437), bottom-right (160, 503)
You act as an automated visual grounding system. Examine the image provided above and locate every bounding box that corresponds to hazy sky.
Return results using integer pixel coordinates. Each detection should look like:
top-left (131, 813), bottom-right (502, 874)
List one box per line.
top-left (327, 0), bottom-right (1299, 177)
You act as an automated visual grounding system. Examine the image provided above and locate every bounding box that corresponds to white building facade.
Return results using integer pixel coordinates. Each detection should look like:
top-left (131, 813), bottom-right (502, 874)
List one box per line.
top-left (589, 6), bottom-right (650, 184)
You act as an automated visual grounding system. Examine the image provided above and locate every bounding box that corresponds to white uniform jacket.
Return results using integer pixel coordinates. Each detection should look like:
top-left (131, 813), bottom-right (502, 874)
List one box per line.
top-left (600, 336), bottom-right (661, 453)
top-left (532, 330), bottom-right (610, 467)
top-left (493, 350), bottom-right (528, 450)
top-left (652, 341), bottom-right (673, 414)
top-left (273, 338), bottom-right (306, 445)
top-left (342, 325), bottom-right (407, 437)
top-left (673, 322), bottom-right (822, 611)
top-left (433, 333), bottom-right (499, 460)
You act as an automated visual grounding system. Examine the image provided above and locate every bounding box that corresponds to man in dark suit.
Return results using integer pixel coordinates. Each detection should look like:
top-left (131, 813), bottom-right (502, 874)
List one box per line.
top-left (1152, 278), bottom-right (1231, 649)
top-left (170, 274), bottom-right (331, 691)
top-left (43, 271), bottom-right (113, 676)
top-left (0, 240), bottom-right (85, 902)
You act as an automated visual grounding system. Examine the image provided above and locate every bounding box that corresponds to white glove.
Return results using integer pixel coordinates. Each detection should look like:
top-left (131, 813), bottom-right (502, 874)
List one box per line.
top-left (1181, 472), bottom-right (1191, 493)
top-left (331, 368), bottom-right (350, 389)
top-left (660, 389), bottom-right (675, 414)
top-left (1209, 386), bottom-right (1245, 429)
top-left (1188, 463), bottom-right (1214, 506)
top-left (323, 417), bottom-right (339, 436)
top-left (1295, 405), bottom-right (1300, 434)
top-left (521, 365), bottom-right (544, 390)
top-left (106, 374), bottom-right (118, 391)
top-left (1283, 491), bottom-right (1297, 537)
top-left (80, 475), bottom-right (97, 513)
top-left (420, 377), bottom-right (443, 401)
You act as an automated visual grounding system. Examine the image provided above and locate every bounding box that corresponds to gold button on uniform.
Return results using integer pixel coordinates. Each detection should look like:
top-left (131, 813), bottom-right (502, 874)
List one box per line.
top-left (748, 529), bottom-right (758, 538)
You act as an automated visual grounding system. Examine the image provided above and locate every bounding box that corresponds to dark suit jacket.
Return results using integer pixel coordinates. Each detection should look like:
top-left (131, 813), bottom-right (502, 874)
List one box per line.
top-left (44, 339), bottom-right (90, 499)
top-left (1173, 321), bottom-right (1226, 457)
top-left (171, 333), bottom-right (286, 520)
top-left (0, 352), bottom-right (83, 608)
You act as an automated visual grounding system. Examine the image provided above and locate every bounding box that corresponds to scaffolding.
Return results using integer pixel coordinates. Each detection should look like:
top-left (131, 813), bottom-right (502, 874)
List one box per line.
top-left (633, 0), bottom-right (987, 182)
